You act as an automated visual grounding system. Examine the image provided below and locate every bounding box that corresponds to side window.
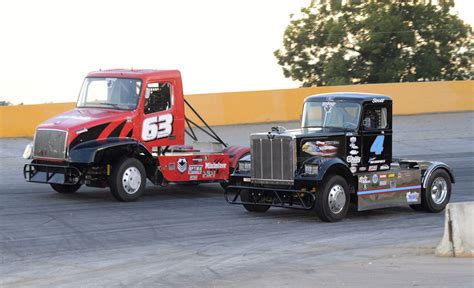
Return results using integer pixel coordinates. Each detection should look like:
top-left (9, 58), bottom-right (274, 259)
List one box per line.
top-left (362, 106), bottom-right (388, 130)
top-left (144, 82), bottom-right (173, 114)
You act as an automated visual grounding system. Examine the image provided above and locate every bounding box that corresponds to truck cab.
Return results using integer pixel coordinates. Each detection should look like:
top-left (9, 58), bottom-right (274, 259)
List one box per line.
top-left (23, 69), bottom-right (249, 201)
top-left (226, 93), bottom-right (454, 222)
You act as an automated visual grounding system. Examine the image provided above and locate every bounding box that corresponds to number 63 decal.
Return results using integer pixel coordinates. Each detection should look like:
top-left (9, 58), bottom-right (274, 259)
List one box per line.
top-left (142, 114), bottom-right (173, 141)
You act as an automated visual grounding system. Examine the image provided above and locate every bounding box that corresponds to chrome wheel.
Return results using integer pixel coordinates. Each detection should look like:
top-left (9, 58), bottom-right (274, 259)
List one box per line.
top-left (431, 177), bottom-right (448, 205)
top-left (122, 167), bottom-right (142, 195)
top-left (328, 184), bottom-right (346, 214)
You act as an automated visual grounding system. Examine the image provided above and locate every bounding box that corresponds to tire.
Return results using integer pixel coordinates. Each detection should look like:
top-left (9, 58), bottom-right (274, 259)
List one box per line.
top-left (240, 188), bottom-right (270, 213)
top-left (109, 157), bottom-right (146, 202)
top-left (414, 169), bottom-right (452, 213)
top-left (50, 183), bottom-right (81, 194)
top-left (314, 175), bottom-right (350, 222)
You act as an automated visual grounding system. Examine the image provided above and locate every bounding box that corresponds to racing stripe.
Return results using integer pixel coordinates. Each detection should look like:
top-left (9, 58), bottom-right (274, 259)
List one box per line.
top-left (108, 121), bottom-right (126, 138)
top-left (120, 122), bottom-right (134, 138)
top-left (98, 121), bottom-right (122, 139)
top-left (126, 128), bottom-right (134, 138)
top-left (69, 122), bottom-right (110, 148)
top-left (357, 185), bottom-right (421, 196)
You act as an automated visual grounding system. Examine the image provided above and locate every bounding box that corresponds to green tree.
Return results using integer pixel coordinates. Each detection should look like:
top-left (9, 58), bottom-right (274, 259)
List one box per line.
top-left (274, 0), bottom-right (473, 86)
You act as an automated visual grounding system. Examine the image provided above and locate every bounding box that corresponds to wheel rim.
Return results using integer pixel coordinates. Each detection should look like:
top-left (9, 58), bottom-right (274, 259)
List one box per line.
top-left (328, 184), bottom-right (346, 214)
top-left (122, 167), bottom-right (142, 195)
top-left (431, 177), bottom-right (448, 205)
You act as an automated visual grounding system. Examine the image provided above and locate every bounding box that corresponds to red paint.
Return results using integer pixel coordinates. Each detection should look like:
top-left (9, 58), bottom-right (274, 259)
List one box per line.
top-left (33, 69), bottom-right (246, 183)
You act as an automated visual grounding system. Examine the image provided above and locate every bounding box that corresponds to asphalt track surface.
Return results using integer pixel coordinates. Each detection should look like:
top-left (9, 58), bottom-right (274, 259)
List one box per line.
top-left (1, 112), bottom-right (473, 287)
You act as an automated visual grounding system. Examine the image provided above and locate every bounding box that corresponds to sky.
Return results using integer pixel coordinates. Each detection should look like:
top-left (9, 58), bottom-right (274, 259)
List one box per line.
top-left (0, 0), bottom-right (472, 105)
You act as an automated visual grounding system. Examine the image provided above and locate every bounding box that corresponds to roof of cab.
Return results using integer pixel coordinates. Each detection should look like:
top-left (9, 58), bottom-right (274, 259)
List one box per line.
top-left (305, 92), bottom-right (392, 103)
top-left (87, 69), bottom-right (181, 81)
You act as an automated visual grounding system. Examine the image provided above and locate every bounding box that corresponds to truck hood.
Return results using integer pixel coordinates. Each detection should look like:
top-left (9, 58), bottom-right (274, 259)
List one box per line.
top-left (37, 108), bottom-right (133, 132)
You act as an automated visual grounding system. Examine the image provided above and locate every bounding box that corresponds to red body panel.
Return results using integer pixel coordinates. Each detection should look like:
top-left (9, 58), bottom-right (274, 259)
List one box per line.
top-left (158, 153), bottom-right (230, 182)
top-left (32, 69), bottom-right (246, 184)
top-left (35, 69), bottom-right (186, 152)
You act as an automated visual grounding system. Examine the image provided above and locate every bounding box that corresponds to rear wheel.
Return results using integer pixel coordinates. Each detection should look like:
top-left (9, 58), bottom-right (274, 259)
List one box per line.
top-left (240, 189), bottom-right (270, 213)
top-left (109, 158), bottom-right (146, 202)
top-left (411, 169), bottom-right (451, 213)
top-left (314, 175), bottom-right (350, 222)
top-left (51, 183), bottom-right (81, 194)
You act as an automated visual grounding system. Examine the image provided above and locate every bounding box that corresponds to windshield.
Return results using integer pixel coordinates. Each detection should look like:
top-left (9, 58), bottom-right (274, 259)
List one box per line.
top-left (302, 101), bottom-right (361, 130)
top-left (77, 77), bottom-right (142, 110)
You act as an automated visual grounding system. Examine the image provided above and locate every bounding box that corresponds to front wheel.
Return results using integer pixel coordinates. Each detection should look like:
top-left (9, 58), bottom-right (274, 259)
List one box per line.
top-left (240, 189), bottom-right (270, 213)
top-left (411, 169), bottom-right (451, 213)
top-left (51, 183), bottom-right (81, 194)
top-left (109, 158), bottom-right (146, 202)
top-left (314, 175), bottom-right (350, 222)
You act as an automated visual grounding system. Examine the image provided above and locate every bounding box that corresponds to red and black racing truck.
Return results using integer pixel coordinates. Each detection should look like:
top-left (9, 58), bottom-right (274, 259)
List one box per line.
top-left (23, 69), bottom-right (249, 201)
top-left (225, 93), bottom-right (455, 222)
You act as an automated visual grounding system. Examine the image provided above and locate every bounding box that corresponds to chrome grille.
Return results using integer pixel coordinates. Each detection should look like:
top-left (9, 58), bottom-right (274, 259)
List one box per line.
top-left (251, 135), bottom-right (295, 184)
top-left (33, 129), bottom-right (67, 160)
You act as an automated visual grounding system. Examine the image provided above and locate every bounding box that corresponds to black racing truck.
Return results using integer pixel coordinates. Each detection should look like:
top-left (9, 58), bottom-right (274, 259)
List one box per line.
top-left (225, 93), bottom-right (455, 222)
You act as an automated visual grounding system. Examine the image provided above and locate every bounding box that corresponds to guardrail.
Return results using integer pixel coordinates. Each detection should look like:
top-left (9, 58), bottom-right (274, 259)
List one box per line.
top-left (0, 80), bottom-right (472, 137)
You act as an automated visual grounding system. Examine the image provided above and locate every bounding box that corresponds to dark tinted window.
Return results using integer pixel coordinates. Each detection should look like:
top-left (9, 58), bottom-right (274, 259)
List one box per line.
top-left (144, 82), bottom-right (172, 114)
top-left (362, 106), bottom-right (388, 129)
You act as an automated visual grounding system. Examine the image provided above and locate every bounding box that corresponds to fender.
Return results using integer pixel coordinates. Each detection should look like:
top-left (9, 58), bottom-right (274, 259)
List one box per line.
top-left (422, 161), bottom-right (455, 189)
top-left (222, 145), bottom-right (251, 169)
top-left (69, 138), bottom-right (154, 164)
top-left (296, 157), bottom-right (355, 188)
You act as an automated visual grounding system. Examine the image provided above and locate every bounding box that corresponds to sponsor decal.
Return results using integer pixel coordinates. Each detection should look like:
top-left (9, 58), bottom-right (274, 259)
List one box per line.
top-left (169, 163), bottom-right (175, 171)
top-left (368, 165), bottom-right (377, 171)
top-left (302, 141), bottom-right (338, 157)
top-left (203, 170), bottom-right (216, 178)
top-left (359, 176), bottom-right (371, 184)
top-left (369, 159), bottom-right (386, 164)
top-left (390, 181), bottom-right (396, 188)
top-left (372, 174), bottom-right (379, 184)
top-left (398, 171), bottom-right (412, 178)
top-left (192, 158), bottom-right (203, 163)
top-left (380, 164), bottom-right (390, 170)
top-left (346, 155), bottom-right (361, 164)
top-left (349, 150), bottom-right (358, 155)
top-left (379, 180), bottom-right (387, 186)
top-left (190, 175), bottom-right (198, 181)
top-left (380, 174), bottom-right (387, 179)
top-left (349, 137), bottom-right (359, 149)
top-left (188, 165), bottom-right (203, 175)
top-left (350, 167), bottom-right (357, 173)
top-left (322, 101), bottom-right (336, 113)
top-left (406, 191), bottom-right (419, 203)
top-left (177, 158), bottom-right (187, 173)
top-left (372, 98), bottom-right (385, 103)
top-left (205, 162), bottom-right (227, 169)
top-left (359, 167), bottom-right (367, 172)
top-left (388, 173), bottom-right (397, 178)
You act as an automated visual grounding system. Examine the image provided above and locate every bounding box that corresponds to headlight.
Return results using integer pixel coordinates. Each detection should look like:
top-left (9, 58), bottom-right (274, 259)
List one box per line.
top-left (238, 161), bottom-right (251, 172)
top-left (304, 164), bottom-right (318, 175)
top-left (23, 142), bottom-right (34, 159)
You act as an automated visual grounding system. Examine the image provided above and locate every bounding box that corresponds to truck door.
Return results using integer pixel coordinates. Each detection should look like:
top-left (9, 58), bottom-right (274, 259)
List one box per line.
top-left (360, 103), bottom-right (392, 171)
top-left (140, 81), bottom-right (182, 152)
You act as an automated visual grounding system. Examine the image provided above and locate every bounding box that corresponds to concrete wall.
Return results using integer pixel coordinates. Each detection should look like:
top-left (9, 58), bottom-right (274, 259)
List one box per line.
top-left (1, 80), bottom-right (472, 137)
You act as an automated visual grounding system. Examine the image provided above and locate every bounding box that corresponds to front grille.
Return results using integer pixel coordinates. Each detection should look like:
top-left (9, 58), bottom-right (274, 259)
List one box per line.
top-left (251, 135), bottom-right (295, 184)
top-left (33, 129), bottom-right (67, 160)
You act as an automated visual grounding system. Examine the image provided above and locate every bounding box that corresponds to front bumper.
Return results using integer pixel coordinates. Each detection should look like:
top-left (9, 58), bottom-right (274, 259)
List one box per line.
top-left (23, 163), bottom-right (81, 185)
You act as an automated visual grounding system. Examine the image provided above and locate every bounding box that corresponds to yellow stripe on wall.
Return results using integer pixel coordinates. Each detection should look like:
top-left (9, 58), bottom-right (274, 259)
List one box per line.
top-left (0, 80), bottom-right (472, 138)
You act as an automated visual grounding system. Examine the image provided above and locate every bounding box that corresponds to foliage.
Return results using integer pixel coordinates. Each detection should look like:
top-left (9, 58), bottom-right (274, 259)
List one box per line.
top-left (274, 0), bottom-right (473, 86)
